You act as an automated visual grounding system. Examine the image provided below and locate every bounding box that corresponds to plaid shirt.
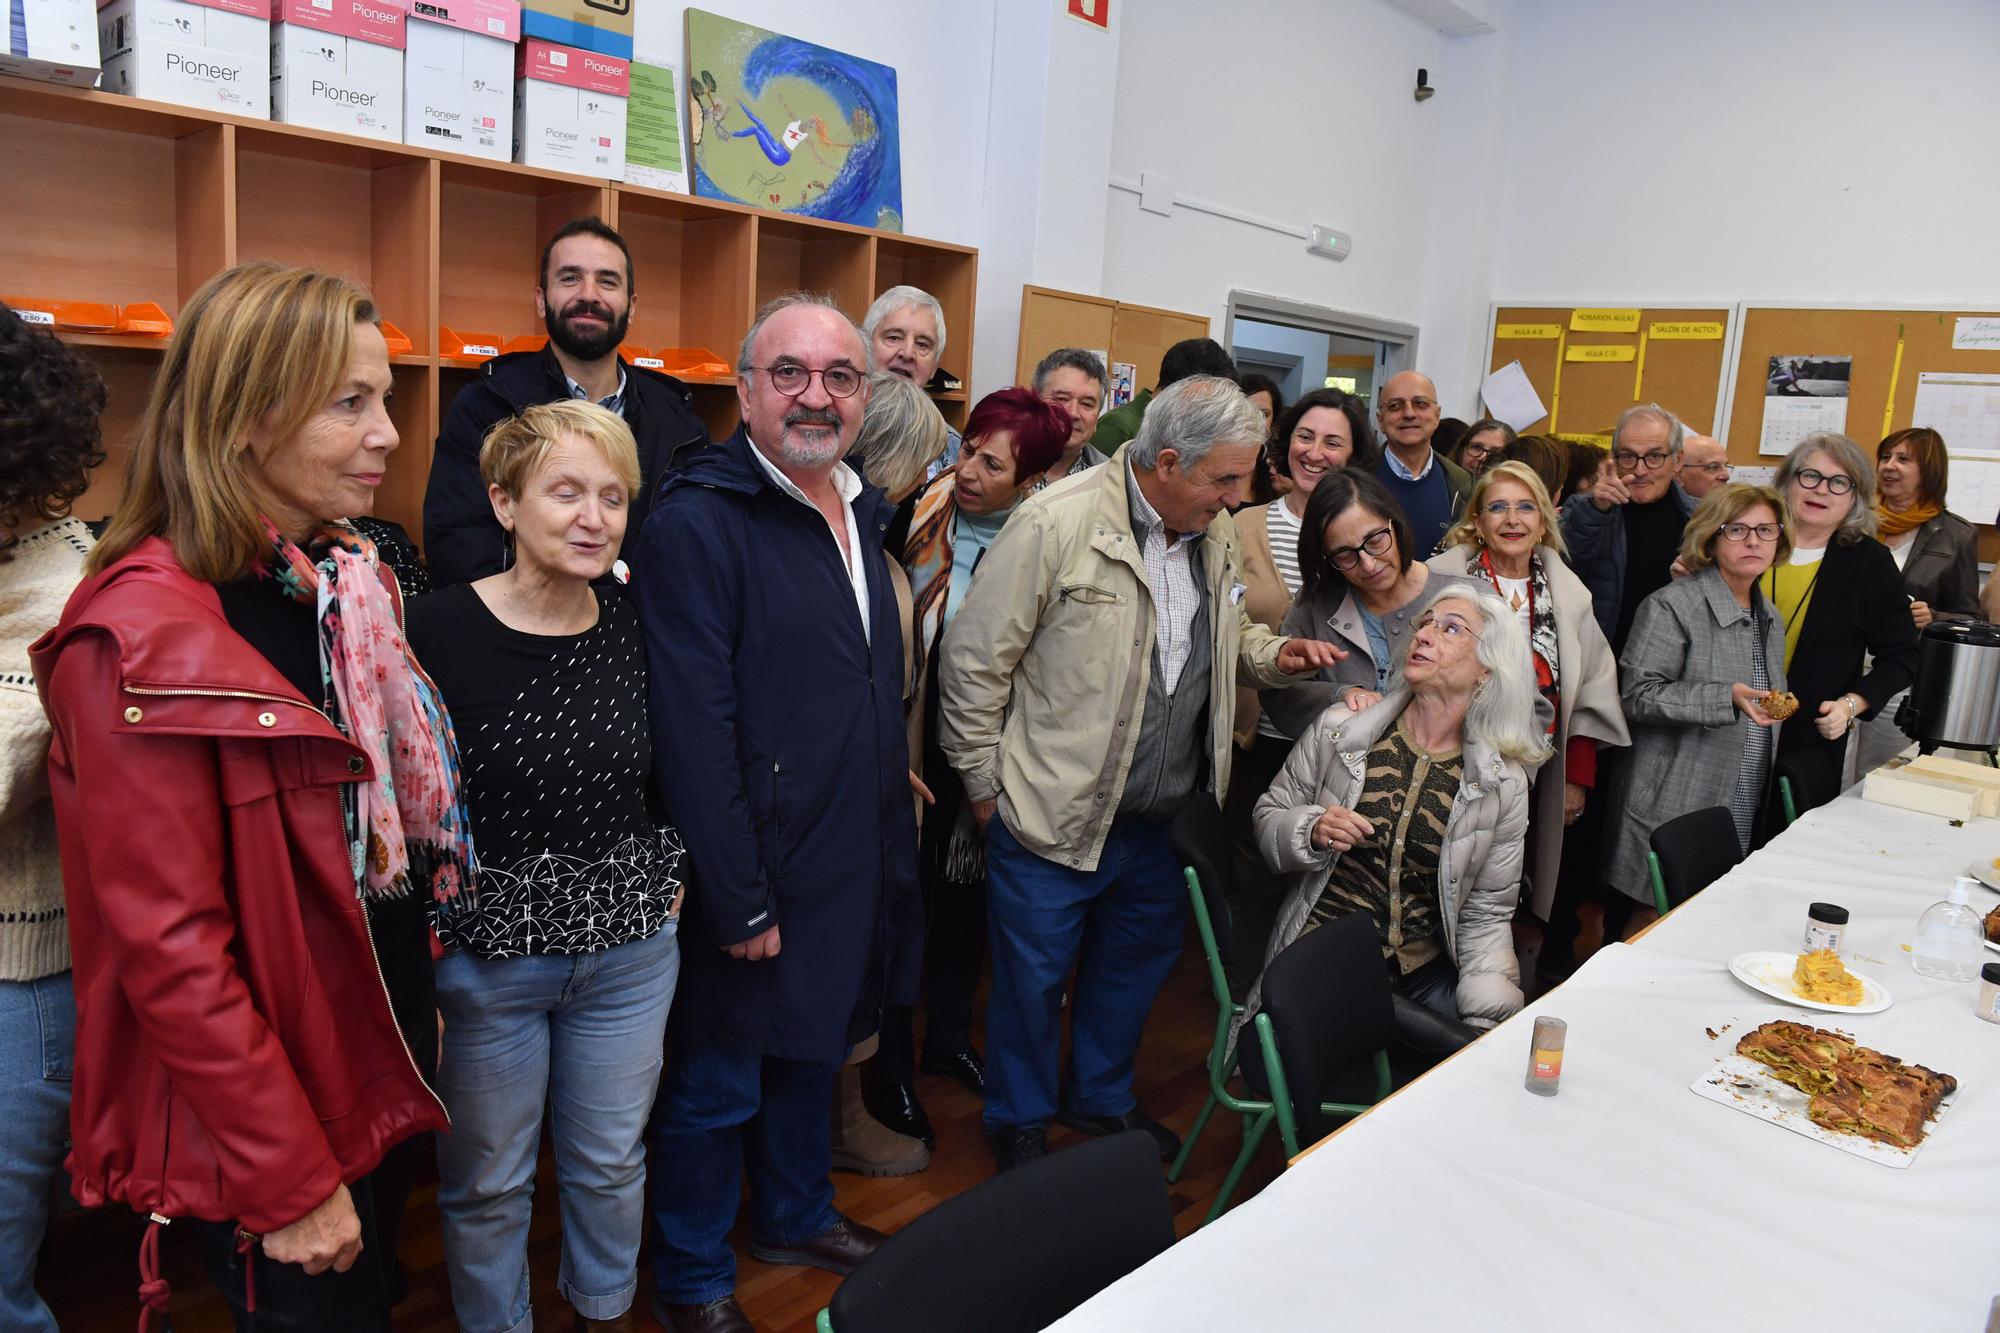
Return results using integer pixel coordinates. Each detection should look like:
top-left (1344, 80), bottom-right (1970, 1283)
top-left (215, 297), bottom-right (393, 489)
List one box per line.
top-left (1125, 467), bottom-right (1203, 695)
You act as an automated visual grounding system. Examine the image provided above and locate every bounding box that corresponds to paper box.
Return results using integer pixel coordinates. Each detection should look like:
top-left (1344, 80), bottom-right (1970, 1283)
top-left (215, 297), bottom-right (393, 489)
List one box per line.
top-left (404, 0), bottom-right (519, 161)
top-left (98, 0), bottom-right (269, 115)
top-left (513, 37), bottom-right (625, 178)
top-left (2, 0), bottom-right (102, 86)
top-left (518, 0), bottom-right (627, 59)
top-left (270, 0), bottom-right (404, 141)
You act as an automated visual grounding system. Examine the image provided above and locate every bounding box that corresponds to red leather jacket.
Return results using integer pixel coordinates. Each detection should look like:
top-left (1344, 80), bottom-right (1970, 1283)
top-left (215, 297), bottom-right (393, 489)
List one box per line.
top-left (31, 538), bottom-right (447, 1234)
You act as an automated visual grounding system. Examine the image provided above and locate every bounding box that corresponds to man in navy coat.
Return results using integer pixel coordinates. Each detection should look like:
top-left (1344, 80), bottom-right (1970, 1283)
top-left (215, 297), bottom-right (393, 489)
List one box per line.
top-left (634, 292), bottom-right (918, 1333)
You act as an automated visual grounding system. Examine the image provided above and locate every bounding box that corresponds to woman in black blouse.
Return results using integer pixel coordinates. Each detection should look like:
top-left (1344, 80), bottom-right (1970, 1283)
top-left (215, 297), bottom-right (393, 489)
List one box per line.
top-left (408, 400), bottom-right (683, 1333)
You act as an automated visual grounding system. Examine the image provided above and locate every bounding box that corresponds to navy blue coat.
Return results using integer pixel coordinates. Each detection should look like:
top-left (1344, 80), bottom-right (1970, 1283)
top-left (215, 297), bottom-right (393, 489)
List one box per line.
top-left (634, 426), bottom-right (920, 1065)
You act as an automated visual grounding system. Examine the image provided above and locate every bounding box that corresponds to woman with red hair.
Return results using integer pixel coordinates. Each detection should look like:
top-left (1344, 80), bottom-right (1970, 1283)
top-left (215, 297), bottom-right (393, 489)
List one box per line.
top-left (864, 387), bottom-right (1069, 1150)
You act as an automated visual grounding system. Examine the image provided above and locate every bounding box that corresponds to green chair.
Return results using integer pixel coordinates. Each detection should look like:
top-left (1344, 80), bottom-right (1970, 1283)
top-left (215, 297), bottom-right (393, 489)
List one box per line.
top-left (1646, 805), bottom-right (1745, 919)
top-left (1779, 775), bottom-right (1798, 827)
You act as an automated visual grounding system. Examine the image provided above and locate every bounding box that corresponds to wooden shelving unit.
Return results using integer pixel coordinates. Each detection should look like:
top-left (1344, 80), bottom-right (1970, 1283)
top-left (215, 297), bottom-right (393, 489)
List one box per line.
top-left (0, 75), bottom-right (979, 543)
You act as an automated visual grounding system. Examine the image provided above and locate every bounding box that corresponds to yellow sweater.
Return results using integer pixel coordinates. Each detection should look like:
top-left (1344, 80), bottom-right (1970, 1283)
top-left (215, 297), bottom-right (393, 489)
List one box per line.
top-left (1763, 552), bottom-right (1823, 672)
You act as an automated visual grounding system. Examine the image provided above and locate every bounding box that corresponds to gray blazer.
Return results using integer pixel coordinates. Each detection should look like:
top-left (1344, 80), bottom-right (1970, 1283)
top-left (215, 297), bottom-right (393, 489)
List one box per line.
top-left (1601, 565), bottom-right (1787, 903)
top-left (1259, 568), bottom-right (1485, 739)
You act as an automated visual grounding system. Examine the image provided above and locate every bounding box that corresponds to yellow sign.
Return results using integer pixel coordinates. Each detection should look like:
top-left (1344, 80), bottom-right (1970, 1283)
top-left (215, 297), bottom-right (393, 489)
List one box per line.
top-left (1556, 433), bottom-right (1613, 447)
top-left (1495, 323), bottom-right (1562, 340)
top-left (1569, 308), bottom-right (1642, 333)
top-left (1649, 321), bottom-right (1725, 340)
top-left (1565, 344), bottom-right (1637, 363)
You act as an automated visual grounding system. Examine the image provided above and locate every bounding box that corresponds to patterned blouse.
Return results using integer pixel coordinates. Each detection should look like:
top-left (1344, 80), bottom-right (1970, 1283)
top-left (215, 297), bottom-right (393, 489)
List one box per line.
top-left (1308, 720), bottom-right (1464, 975)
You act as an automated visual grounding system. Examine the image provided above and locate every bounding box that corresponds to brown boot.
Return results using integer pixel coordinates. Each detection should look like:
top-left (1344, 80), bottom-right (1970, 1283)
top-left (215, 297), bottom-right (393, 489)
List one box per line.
top-left (831, 1064), bottom-right (929, 1176)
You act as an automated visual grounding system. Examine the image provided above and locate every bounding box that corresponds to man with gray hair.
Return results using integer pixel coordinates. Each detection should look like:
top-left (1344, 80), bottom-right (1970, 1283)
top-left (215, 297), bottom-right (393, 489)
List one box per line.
top-left (1559, 402), bottom-right (1698, 652)
top-left (1033, 346), bottom-right (1113, 481)
top-left (863, 284), bottom-right (961, 480)
top-left (938, 375), bottom-right (1340, 1171)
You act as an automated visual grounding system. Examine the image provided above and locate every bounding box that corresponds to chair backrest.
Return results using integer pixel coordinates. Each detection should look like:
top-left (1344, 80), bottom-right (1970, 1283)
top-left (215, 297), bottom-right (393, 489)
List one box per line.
top-left (1774, 747), bottom-right (1834, 821)
top-left (1648, 804), bottom-right (1744, 908)
top-left (1258, 911), bottom-right (1396, 1146)
top-left (1170, 793), bottom-right (1236, 974)
top-left (826, 1131), bottom-right (1175, 1333)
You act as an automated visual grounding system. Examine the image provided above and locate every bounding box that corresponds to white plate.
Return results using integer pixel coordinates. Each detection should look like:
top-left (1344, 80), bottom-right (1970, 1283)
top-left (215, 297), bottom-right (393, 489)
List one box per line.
top-left (1727, 950), bottom-right (1892, 1013)
top-left (1692, 1030), bottom-right (1954, 1169)
top-left (1968, 859), bottom-right (2000, 893)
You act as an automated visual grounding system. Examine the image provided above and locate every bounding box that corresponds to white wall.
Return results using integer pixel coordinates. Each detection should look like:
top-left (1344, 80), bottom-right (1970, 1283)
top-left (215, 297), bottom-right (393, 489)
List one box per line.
top-left (1099, 0), bottom-right (1451, 346)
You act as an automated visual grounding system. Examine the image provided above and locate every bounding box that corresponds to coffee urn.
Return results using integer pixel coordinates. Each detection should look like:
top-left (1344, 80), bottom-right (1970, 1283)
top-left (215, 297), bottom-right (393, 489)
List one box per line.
top-left (1907, 621), bottom-right (2000, 756)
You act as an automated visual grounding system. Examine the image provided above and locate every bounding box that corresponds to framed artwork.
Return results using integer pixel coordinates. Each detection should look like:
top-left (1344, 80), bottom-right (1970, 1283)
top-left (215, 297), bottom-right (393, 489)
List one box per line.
top-left (684, 8), bottom-right (903, 231)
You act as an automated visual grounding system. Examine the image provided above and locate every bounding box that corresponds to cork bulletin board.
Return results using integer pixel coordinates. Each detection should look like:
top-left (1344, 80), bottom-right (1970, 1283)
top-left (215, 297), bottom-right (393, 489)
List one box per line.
top-left (1484, 304), bottom-right (1734, 444)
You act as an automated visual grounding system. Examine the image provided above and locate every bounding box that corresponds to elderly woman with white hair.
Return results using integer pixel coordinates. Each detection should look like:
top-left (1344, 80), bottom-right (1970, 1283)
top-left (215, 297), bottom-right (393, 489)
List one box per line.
top-left (1764, 433), bottom-right (1919, 809)
top-left (1250, 583), bottom-right (1547, 1028)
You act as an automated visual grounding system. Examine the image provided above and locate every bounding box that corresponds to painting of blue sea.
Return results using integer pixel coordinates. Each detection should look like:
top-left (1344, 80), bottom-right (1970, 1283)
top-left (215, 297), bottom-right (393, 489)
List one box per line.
top-left (684, 9), bottom-right (904, 232)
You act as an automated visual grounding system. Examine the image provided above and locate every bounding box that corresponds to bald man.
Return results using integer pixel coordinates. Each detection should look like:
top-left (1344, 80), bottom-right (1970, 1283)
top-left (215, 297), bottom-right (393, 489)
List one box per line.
top-left (1679, 434), bottom-right (1730, 500)
top-left (1373, 370), bottom-right (1472, 553)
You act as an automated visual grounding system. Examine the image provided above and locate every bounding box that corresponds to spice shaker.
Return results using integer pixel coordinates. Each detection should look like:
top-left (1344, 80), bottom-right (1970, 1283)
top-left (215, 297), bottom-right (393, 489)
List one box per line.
top-left (1524, 1015), bottom-right (1566, 1096)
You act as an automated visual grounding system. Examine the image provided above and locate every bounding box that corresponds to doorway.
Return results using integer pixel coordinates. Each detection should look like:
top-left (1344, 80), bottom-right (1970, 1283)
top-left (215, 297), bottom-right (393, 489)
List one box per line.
top-left (1223, 291), bottom-right (1418, 414)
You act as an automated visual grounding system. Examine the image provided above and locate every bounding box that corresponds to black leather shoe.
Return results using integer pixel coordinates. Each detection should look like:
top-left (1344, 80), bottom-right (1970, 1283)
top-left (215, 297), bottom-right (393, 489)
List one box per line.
top-left (919, 1045), bottom-right (986, 1096)
top-left (864, 1079), bottom-right (934, 1148)
top-left (1057, 1107), bottom-right (1180, 1161)
top-left (750, 1215), bottom-right (886, 1276)
top-left (990, 1123), bottom-right (1047, 1171)
top-left (651, 1296), bottom-right (752, 1333)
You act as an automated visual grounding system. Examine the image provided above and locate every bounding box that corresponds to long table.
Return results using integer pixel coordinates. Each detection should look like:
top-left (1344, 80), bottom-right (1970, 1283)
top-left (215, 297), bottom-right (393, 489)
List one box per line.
top-left (1048, 789), bottom-right (2000, 1331)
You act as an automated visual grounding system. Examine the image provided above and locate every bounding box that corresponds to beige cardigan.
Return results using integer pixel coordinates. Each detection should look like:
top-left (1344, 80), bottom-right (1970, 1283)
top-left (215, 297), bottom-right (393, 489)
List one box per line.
top-left (1231, 500), bottom-right (1301, 747)
top-left (1426, 543), bottom-right (1630, 918)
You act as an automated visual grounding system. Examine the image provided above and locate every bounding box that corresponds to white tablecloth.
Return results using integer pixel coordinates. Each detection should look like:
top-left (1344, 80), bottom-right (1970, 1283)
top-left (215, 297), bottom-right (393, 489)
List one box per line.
top-left (1048, 790), bottom-right (2000, 1331)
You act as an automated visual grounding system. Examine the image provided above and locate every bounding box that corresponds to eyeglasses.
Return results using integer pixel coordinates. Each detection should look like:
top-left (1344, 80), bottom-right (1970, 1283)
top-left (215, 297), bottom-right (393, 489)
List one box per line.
top-left (1462, 442), bottom-right (1499, 458)
top-left (1793, 466), bottom-right (1855, 496)
top-left (1415, 610), bottom-right (1481, 641)
top-left (1381, 397), bottom-right (1437, 415)
top-left (1482, 500), bottom-right (1540, 519)
top-left (1326, 525), bottom-right (1396, 571)
top-left (1689, 461), bottom-right (1731, 476)
top-left (750, 363), bottom-right (863, 398)
top-left (1719, 521), bottom-right (1781, 544)
top-left (1613, 449), bottom-right (1673, 471)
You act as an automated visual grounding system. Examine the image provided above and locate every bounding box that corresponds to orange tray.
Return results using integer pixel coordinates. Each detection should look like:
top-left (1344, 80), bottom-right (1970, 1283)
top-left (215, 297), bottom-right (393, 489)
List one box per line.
top-left (503, 335), bottom-right (548, 355)
top-left (5, 295), bottom-right (119, 332)
top-left (378, 321), bottom-right (414, 356)
top-left (650, 346), bottom-right (731, 376)
top-left (439, 326), bottom-right (506, 365)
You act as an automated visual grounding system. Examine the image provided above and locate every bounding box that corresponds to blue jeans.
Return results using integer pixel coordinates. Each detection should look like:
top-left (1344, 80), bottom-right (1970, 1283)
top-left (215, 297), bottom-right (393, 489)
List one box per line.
top-left (647, 1042), bottom-right (839, 1305)
top-left (434, 926), bottom-right (680, 1333)
top-left (0, 973), bottom-right (71, 1333)
top-left (982, 814), bottom-right (1186, 1131)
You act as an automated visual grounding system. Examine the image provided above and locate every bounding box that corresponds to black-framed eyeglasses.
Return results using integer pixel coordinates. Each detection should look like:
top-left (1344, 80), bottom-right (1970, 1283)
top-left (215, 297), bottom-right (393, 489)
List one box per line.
top-left (1793, 466), bottom-right (1855, 496)
top-left (1415, 610), bottom-right (1481, 641)
top-left (750, 363), bottom-right (863, 398)
top-left (1719, 521), bottom-right (1781, 544)
top-left (1381, 396), bottom-right (1437, 414)
top-left (1613, 449), bottom-right (1673, 471)
top-left (1327, 526), bottom-right (1396, 571)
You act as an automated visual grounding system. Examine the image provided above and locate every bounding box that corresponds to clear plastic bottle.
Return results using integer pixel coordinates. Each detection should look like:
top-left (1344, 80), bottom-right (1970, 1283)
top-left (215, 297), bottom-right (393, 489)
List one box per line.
top-left (1912, 877), bottom-right (1986, 982)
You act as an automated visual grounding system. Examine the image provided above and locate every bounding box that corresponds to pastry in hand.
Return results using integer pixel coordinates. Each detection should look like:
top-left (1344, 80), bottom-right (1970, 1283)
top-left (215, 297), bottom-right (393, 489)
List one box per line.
top-left (1761, 690), bottom-right (1800, 721)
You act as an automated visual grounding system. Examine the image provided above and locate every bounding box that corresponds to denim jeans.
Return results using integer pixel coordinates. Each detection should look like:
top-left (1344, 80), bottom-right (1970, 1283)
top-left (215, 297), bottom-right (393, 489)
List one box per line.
top-left (434, 926), bottom-right (680, 1333)
top-left (647, 1042), bottom-right (840, 1305)
top-left (0, 972), bottom-right (72, 1333)
top-left (981, 814), bottom-right (1186, 1132)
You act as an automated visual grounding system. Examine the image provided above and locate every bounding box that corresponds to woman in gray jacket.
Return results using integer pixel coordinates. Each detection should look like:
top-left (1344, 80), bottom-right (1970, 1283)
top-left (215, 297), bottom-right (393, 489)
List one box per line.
top-left (1250, 584), bottom-right (1547, 1029)
top-left (1601, 484), bottom-right (1792, 925)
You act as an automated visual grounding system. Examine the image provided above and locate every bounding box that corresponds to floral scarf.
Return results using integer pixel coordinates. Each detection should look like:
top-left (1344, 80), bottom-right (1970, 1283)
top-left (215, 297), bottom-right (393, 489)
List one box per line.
top-left (1478, 547), bottom-right (1560, 737)
top-left (264, 519), bottom-right (477, 919)
top-left (902, 472), bottom-right (959, 683)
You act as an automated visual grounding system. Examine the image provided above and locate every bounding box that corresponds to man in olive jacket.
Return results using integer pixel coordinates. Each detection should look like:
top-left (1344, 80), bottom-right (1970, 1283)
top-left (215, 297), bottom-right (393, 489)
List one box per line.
top-left (938, 375), bottom-right (1339, 1171)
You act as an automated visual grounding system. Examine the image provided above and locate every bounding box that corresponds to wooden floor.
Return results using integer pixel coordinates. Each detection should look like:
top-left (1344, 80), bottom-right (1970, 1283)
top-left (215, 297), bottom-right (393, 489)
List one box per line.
top-left (38, 935), bottom-right (1291, 1332)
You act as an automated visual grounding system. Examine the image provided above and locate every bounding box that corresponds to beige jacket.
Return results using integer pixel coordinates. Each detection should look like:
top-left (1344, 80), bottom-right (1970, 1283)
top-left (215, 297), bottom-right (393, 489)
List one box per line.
top-left (1250, 691), bottom-right (1529, 1029)
top-left (1426, 544), bottom-right (1630, 917)
top-left (938, 452), bottom-right (1294, 873)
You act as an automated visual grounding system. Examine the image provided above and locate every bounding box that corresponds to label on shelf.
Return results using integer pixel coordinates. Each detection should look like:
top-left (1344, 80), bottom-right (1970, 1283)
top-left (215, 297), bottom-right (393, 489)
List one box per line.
top-left (18, 310), bottom-right (56, 326)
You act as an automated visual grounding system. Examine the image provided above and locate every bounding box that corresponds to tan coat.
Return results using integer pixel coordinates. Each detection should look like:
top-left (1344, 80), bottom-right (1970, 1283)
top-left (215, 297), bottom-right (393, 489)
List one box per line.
top-left (1426, 544), bottom-right (1630, 917)
top-left (1250, 690), bottom-right (1529, 1029)
top-left (1230, 500), bottom-right (1302, 747)
top-left (938, 452), bottom-right (1294, 873)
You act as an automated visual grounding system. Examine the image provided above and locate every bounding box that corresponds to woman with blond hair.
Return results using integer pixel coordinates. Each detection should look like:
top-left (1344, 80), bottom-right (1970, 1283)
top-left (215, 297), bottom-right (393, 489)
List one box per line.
top-left (410, 400), bottom-right (684, 1333)
top-left (1428, 461), bottom-right (1627, 928)
top-left (33, 262), bottom-right (472, 1330)
top-left (1602, 484), bottom-right (1791, 926)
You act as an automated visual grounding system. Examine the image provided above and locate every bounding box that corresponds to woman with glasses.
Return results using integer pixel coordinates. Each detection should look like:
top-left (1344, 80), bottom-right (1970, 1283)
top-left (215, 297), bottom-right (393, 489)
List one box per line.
top-left (1855, 427), bottom-right (1982, 771)
top-left (1428, 463), bottom-right (1627, 930)
top-left (1452, 417), bottom-right (1516, 479)
top-left (1259, 470), bottom-right (1483, 741)
top-left (1247, 585), bottom-right (1545, 1027)
top-left (1602, 485), bottom-right (1792, 926)
top-left (1764, 435), bottom-right (1919, 808)
top-left (867, 386), bottom-right (1070, 1147)
top-left (1223, 388), bottom-right (1380, 990)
